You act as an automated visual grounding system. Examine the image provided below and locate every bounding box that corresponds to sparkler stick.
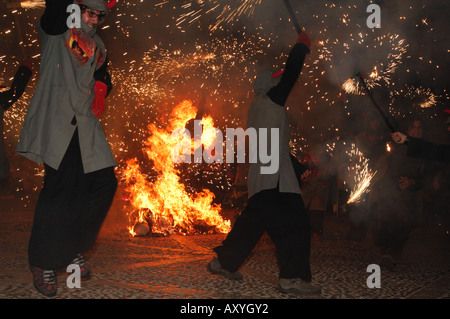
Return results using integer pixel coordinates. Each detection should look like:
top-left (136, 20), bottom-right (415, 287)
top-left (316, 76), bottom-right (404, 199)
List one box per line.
top-left (353, 71), bottom-right (396, 133)
top-left (282, 0), bottom-right (303, 34)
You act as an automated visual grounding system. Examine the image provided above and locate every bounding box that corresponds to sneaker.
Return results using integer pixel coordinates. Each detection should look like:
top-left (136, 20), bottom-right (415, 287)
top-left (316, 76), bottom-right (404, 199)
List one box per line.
top-left (278, 278), bottom-right (321, 295)
top-left (30, 266), bottom-right (57, 297)
top-left (206, 257), bottom-right (243, 281)
top-left (72, 253), bottom-right (91, 279)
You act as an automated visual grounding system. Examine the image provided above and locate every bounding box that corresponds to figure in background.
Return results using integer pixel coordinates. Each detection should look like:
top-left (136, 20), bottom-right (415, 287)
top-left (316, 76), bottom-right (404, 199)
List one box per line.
top-left (391, 115), bottom-right (450, 238)
top-left (374, 117), bottom-right (426, 269)
top-left (390, 116), bottom-right (450, 162)
top-left (346, 113), bottom-right (388, 242)
top-left (0, 61), bottom-right (33, 196)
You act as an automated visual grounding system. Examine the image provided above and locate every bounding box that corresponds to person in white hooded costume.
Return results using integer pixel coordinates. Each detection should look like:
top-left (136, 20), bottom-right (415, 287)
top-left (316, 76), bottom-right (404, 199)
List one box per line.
top-left (16, 0), bottom-right (117, 297)
top-left (208, 32), bottom-right (321, 295)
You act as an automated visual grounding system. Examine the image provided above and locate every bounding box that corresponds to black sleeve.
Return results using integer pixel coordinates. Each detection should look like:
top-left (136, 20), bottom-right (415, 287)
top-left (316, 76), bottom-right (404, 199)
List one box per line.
top-left (407, 137), bottom-right (450, 162)
top-left (266, 42), bottom-right (308, 106)
top-left (290, 153), bottom-right (309, 184)
top-left (93, 56), bottom-right (113, 97)
top-left (0, 65), bottom-right (32, 111)
top-left (40, 0), bottom-right (75, 35)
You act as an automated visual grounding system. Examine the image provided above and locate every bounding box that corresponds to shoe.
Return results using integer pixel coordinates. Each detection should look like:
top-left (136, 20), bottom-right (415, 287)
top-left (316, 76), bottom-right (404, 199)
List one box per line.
top-left (72, 253), bottom-right (91, 279)
top-left (278, 278), bottom-right (321, 295)
top-left (207, 257), bottom-right (243, 281)
top-left (30, 266), bottom-right (57, 297)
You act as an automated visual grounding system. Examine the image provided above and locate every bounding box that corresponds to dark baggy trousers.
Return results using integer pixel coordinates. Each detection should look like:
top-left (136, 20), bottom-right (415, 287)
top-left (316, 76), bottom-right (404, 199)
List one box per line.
top-left (28, 129), bottom-right (117, 270)
top-left (214, 188), bottom-right (312, 281)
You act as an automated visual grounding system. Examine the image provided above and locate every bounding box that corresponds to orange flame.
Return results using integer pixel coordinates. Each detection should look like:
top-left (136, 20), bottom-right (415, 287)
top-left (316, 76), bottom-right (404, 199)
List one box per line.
top-left (121, 100), bottom-right (231, 236)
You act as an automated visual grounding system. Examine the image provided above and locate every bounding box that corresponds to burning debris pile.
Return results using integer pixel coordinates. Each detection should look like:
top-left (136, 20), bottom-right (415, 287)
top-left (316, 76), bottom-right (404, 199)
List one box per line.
top-left (120, 100), bottom-right (231, 237)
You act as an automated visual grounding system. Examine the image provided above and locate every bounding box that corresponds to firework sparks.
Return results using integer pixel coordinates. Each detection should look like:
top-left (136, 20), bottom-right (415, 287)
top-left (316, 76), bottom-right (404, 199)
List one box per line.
top-left (163, 0), bottom-right (263, 31)
top-left (390, 84), bottom-right (440, 110)
top-left (347, 169), bottom-right (377, 204)
top-left (345, 145), bottom-right (377, 204)
top-left (342, 77), bottom-right (359, 95)
top-left (338, 34), bottom-right (408, 95)
top-left (19, 0), bottom-right (45, 9)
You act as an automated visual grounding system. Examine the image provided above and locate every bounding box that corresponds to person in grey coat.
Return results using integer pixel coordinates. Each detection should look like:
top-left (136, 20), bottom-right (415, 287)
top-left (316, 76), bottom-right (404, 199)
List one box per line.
top-left (16, 0), bottom-right (117, 297)
top-left (207, 32), bottom-right (321, 295)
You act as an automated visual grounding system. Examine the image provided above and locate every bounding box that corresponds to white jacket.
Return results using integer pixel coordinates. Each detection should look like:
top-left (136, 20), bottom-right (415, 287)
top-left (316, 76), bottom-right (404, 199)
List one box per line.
top-left (246, 69), bottom-right (301, 198)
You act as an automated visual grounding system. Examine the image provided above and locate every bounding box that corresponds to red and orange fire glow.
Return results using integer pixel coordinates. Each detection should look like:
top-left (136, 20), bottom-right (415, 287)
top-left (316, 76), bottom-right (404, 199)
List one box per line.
top-left (121, 100), bottom-right (231, 236)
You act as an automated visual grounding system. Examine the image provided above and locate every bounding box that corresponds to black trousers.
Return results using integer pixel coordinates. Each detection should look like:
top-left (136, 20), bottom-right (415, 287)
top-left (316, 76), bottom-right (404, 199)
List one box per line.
top-left (214, 188), bottom-right (312, 281)
top-left (28, 129), bottom-right (117, 269)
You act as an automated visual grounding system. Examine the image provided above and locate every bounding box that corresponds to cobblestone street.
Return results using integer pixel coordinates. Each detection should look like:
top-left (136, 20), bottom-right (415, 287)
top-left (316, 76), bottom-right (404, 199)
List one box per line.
top-left (1, 193), bottom-right (449, 302)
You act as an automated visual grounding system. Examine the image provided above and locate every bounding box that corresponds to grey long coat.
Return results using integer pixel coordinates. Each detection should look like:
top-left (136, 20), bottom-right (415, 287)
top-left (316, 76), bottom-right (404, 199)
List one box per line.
top-left (17, 23), bottom-right (116, 173)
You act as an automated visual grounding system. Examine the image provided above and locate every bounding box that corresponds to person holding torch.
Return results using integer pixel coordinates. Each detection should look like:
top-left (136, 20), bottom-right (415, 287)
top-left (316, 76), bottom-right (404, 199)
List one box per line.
top-left (208, 31), bottom-right (321, 295)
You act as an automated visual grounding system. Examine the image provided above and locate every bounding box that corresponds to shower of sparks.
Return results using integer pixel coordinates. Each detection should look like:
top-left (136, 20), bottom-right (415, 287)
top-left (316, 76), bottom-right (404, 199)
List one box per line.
top-left (211, 0), bottom-right (262, 31)
top-left (342, 78), bottom-right (359, 95)
top-left (345, 145), bottom-right (377, 204)
top-left (101, 33), bottom-right (270, 165)
top-left (139, 35), bottom-right (266, 95)
top-left (162, 0), bottom-right (263, 31)
top-left (390, 85), bottom-right (440, 110)
top-left (337, 34), bottom-right (408, 95)
top-left (347, 169), bottom-right (377, 204)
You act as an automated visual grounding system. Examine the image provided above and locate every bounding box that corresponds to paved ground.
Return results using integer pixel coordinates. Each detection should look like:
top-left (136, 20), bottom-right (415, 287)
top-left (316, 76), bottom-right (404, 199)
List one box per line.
top-left (1, 193), bottom-right (449, 303)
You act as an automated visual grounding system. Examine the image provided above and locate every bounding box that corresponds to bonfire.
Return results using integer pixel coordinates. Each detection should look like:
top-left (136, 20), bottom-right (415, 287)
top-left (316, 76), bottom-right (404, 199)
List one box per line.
top-left (121, 100), bottom-right (231, 236)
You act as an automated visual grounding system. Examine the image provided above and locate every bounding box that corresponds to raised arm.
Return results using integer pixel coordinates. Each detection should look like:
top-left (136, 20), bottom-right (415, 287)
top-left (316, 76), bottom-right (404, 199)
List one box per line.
top-left (267, 33), bottom-right (310, 107)
top-left (0, 63), bottom-right (33, 111)
top-left (40, 0), bottom-right (75, 35)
